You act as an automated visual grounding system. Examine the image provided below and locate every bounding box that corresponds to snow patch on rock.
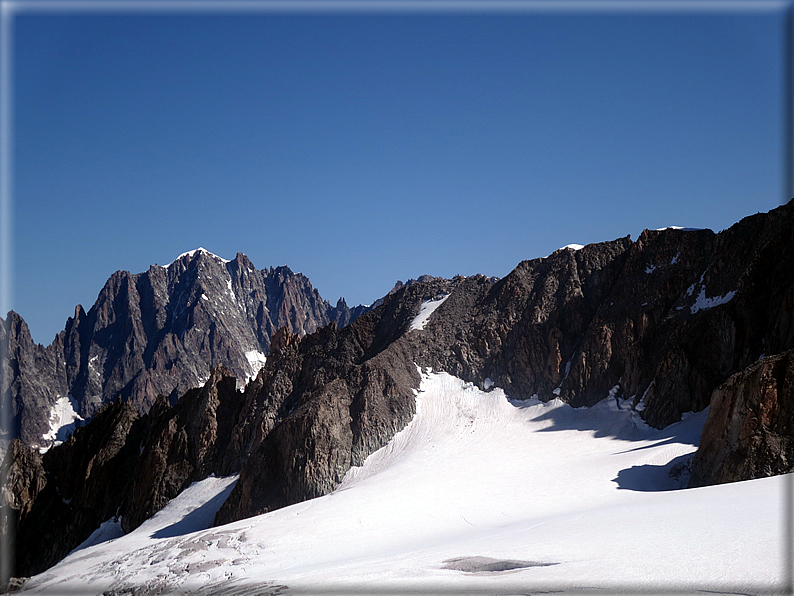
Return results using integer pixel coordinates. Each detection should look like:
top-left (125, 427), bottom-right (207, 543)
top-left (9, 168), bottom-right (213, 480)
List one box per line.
top-left (691, 289), bottom-right (736, 314)
top-left (165, 247), bottom-right (230, 268)
top-left (40, 396), bottom-right (83, 453)
top-left (655, 226), bottom-right (705, 231)
top-left (242, 350), bottom-right (267, 386)
top-left (410, 294), bottom-right (450, 331)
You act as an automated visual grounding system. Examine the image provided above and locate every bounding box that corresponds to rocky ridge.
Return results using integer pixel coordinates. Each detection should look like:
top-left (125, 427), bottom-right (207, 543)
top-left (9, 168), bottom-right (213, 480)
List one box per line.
top-left (689, 348), bottom-right (794, 487)
top-left (3, 201), bottom-right (794, 579)
top-left (1, 249), bottom-right (368, 451)
top-left (218, 200), bottom-right (794, 524)
top-left (2, 364), bottom-right (247, 576)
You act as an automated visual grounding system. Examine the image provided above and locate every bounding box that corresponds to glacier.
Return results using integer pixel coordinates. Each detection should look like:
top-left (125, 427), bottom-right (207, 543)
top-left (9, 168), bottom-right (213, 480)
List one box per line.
top-left (20, 371), bottom-right (786, 595)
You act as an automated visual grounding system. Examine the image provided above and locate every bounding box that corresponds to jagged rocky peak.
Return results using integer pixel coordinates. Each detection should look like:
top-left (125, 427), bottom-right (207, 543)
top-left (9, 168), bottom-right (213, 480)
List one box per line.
top-left (162, 246), bottom-right (230, 268)
top-left (2, 363), bottom-right (255, 578)
top-left (405, 202), bottom-right (794, 431)
top-left (0, 312), bottom-right (69, 449)
top-left (389, 275), bottom-right (441, 295)
top-left (4, 249), bottom-right (370, 451)
top-left (5, 202), bottom-right (794, 581)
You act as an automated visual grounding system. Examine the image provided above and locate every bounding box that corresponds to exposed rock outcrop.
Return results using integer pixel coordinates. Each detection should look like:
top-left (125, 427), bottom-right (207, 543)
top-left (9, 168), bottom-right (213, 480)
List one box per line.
top-left (2, 364), bottom-right (249, 578)
top-left (0, 314), bottom-right (68, 450)
top-left (217, 201), bottom-right (794, 522)
top-left (0, 440), bottom-right (46, 539)
top-left (120, 365), bottom-right (244, 532)
top-left (6, 201), bottom-right (794, 577)
top-left (214, 280), bottom-right (447, 524)
top-left (407, 201), bottom-right (794, 429)
top-left (689, 349), bottom-right (794, 487)
top-left (3, 249), bottom-right (368, 450)
top-left (3, 398), bottom-right (144, 576)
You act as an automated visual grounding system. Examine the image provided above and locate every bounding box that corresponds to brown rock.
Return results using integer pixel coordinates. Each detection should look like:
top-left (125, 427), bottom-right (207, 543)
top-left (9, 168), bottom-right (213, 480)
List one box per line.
top-left (689, 349), bottom-right (794, 487)
top-left (3, 250), bottom-right (369, 451)
top-left (4, 398), bottom-right (144, 577)
top-left (120, 365), bottom-right (245, 533)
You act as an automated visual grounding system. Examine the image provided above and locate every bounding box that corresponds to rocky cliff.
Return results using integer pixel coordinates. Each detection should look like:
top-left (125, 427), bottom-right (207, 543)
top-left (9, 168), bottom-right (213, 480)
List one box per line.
top-left (217, 200), bottom-right (794, 524)
top-left (1, 249), bottom-right (367, 451)
top-left (4, 201), bottom-right (794, 579)
top-left (409, 200), bottom-right (794, 429)
top-left (1, 364), bottom-right (251, 577)
top-left (2, 398), bottom-right (144, 576)
top-left (689, 349), bottom-right (794, 487)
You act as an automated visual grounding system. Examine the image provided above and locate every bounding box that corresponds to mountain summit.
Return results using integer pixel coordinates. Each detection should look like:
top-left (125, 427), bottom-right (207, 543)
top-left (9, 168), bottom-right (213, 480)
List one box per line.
top-left (3, 201), bottom-right (794, 583)
top-left (1, 250), bottom-right (368, 450)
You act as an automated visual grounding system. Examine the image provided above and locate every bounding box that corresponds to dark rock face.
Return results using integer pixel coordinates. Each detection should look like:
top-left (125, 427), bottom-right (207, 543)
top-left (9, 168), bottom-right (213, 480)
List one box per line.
top-left (1, 364), bottom-right (248, 578)
top-left (408, 201), bottom-right (794, 429)
top-left (6, 201), bottom-right (794, 577)
top-left (689, 349), bottom-right (794, 487)
top-left (3, 249), bottom-right (367, 450)
top-left (119, 365), bottom-right (244, 533)
top-left (2, 398), bottom-right (144, 577)
top-left (214, 282), bottom-right (439, 524)
top-left (0, 314), bottom-right (69, 450)
top-left (0, 440), bottom-right (46, 539)
top-left (217, 201), bottom-right (794, 523)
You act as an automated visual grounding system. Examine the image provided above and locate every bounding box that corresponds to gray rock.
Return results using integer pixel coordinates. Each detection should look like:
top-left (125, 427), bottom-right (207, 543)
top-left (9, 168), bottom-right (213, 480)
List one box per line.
top-left (2, 397), bottom-right (143, 576)
top-left (8, 200), bottom-right (794, 577)
top-left (217, 200), bottom-right (794, 523)
top-left (2, 250), bottom-right (369, 450)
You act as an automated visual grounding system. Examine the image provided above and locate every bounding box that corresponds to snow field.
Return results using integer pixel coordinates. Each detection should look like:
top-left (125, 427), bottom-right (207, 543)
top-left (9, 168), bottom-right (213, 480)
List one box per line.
top-left (23, 372), bottom-right (788, 595)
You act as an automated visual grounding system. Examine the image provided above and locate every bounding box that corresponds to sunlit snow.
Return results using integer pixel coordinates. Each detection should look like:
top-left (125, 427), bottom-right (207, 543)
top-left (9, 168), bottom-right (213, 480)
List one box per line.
top-left (559, 243), bottom-right (584, 251)
top-left (654, 226), bottom-right (705, 231)
top-left (244, 350), bottom-right (266, 372)
top-left (39, 395), bottom-right (83, 453)
top-left (409, 294), bottom-right (450, 331)
top-left (241, 350), bottom-right (267, 387)
top-left (164, 247), bottom-right (231, 268)
top-left (22, 371), bottom-right (787, 595)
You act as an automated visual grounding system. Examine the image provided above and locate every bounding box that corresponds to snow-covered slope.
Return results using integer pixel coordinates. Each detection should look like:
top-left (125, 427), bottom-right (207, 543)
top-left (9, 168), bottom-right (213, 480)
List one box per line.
top-left (22, 372), bottom-right (786, 595)
top-left (409, 294), bottom-right (450, 331)
top-left (39, 395), bottom-right (83, 453)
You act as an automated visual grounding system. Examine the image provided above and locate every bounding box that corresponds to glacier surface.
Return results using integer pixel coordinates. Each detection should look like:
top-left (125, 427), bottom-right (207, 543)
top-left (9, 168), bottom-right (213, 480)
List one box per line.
top-left (22, 372), bottom-right (786, 595)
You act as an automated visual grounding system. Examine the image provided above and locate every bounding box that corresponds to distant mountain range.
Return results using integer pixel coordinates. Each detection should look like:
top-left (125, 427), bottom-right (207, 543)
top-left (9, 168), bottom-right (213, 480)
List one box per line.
top-left (1, 248), bottom-right (368, 450)
top-left (2, 201), bottom-right (794, 581)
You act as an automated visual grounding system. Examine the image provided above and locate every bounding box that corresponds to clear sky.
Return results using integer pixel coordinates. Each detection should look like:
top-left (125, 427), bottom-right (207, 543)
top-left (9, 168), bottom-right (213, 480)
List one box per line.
top-left (6, 1), bottom-right (790, 345)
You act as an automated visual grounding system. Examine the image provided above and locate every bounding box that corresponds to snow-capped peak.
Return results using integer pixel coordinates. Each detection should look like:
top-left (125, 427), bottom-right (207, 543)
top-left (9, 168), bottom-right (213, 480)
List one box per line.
top-left (559, 243), bottom-right (584, 251)
top-left (654, 226), bottom-right (705, 232)
top-left (165, 248), bottom-right (231, 268)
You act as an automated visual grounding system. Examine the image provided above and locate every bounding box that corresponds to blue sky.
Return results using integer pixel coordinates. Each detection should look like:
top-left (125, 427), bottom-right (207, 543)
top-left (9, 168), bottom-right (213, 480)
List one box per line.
top-left (7, 2), bottom-right (789, 344)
